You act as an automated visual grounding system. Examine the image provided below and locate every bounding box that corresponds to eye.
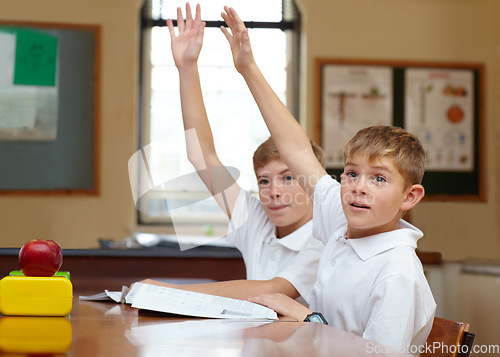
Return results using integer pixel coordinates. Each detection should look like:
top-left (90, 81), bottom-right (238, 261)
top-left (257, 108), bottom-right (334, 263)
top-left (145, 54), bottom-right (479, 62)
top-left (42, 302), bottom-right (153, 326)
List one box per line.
top-left (284, 175), bottom-right (294, 182)
top-left (345, 171), bottom-right (357, 178)
top-left (258, 178), bottom-right (270, 186)
top-left (373, 175), bottom-right (387, 183)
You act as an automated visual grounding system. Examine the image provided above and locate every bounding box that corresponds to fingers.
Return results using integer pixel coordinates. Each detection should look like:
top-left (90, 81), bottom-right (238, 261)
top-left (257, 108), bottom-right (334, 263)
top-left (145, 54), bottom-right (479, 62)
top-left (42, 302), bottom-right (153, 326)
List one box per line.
top-left (176, 6), bottom-right (184, 32)
top-left (220, 25), bottom-right (232, 43)
top-left (221, 6), bottom-right (246, 43)
top-left (224, 6), bottom-right (246, 33)
top-left (171, 3), bottom-right (204, 36)
top-left (166, 18), bottom-right (176, 39)
top-left (198, 21), bottom-right (206, 39)
top-left (194, 3), bottom-right (202, 23)
top-left (185, 2), bottom-right (193, 28)
top-left (221, 7), bottom-right (233, 31)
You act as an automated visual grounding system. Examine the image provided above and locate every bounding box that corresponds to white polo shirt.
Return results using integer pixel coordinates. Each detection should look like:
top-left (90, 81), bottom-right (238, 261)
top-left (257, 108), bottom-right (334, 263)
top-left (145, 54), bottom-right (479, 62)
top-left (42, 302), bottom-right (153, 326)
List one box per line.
top-left (311, 175), bottom-right (436, 351)
top-left (224, 189), bottom-right (324, 304)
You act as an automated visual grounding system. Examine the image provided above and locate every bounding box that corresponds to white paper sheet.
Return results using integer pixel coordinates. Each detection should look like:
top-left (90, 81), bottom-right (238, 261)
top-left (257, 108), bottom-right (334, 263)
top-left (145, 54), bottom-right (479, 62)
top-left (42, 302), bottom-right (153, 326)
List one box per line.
top-left (126, 283), bottom-right (278, 320)
top-left (79, 285), bottom-right (129, 303)
top-left (0, 32), bottom-right (16, 88)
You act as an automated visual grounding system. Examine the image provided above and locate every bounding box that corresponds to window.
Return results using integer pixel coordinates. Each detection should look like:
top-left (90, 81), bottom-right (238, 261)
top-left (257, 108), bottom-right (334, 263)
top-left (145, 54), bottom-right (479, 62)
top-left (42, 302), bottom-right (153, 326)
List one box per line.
top-left (135, 0), bottom-right (300, 235)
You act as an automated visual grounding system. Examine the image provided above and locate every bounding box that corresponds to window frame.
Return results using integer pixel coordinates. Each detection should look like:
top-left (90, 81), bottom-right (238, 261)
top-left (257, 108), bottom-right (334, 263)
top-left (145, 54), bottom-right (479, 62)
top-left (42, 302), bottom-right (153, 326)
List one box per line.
top-left (136, 0), bottom-right (301, 228)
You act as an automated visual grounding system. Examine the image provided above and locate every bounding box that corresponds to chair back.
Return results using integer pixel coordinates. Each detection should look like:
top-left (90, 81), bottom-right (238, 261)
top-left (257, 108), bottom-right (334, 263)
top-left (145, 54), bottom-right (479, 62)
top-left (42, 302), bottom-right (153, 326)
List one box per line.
top-left (420, 317), bottom-right (475, 357)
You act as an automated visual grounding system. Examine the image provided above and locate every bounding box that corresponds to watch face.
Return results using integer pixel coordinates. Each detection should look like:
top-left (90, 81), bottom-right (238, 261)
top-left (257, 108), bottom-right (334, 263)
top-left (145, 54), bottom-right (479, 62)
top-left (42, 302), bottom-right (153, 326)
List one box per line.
top-left (308, 314), bottom-right (324, 323)
top-left (305, 312), bottom-right (328, 324)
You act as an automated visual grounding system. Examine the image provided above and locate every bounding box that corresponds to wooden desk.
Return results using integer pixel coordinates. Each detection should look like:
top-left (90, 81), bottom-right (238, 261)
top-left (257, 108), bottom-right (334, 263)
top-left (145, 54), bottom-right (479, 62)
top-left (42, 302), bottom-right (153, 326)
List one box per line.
top-left (0, 296), bottom-right (409, 356)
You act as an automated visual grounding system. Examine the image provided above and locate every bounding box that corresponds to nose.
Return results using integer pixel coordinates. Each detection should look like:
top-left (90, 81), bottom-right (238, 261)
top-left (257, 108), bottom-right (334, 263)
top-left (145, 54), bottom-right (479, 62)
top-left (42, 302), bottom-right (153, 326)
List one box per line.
top-left (269, 180), bottom-right (281, 198)
top-left (352, 175), bottom-right (367, 194)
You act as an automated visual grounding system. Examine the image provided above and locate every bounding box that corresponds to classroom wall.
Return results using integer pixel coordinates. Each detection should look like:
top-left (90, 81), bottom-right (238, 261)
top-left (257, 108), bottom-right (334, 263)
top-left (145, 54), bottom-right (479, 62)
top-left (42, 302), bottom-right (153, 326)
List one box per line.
top-left (0, 0), bottom-right (499, 261)
top-left (0, 0), bottom-right (142, 248)
top-left (296, 0), bottom-right (500, 261)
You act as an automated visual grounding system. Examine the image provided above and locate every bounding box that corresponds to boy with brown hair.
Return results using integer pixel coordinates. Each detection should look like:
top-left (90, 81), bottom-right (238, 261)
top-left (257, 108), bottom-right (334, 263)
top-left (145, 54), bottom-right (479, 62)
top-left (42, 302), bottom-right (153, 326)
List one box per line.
top-left (141, 4), bottom-right (327, 305)
top-left (221, 6), bottom-right (436, 351)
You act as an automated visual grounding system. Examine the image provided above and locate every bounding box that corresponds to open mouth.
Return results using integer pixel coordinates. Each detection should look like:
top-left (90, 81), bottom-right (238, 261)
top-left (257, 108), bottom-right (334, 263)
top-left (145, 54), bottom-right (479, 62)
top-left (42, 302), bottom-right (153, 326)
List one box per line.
top-left (349, 202), bottom-right (370, 209)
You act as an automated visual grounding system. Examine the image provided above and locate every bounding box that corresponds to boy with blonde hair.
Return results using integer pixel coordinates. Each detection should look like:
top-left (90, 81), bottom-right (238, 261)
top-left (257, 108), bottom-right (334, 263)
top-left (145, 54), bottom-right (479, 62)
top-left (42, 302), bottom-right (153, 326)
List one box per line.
top-left (142, 4), bottom-right (326, 304)
top-left (221, 6), bottom-right (436, 351)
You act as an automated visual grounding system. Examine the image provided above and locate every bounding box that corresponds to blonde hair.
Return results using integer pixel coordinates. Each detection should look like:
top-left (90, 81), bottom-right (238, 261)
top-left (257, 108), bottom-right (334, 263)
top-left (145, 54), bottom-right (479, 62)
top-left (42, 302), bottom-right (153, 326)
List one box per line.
top-left (343, 126), bottom-right (425, 187)
top-left (253, 137), bottom-right (325, 173)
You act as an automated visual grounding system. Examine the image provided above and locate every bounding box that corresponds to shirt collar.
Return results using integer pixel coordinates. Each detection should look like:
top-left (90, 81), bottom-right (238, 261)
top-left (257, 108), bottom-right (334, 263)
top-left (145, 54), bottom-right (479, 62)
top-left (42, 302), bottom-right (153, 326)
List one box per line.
top-left (266, 220), bottom-right (313, 251)
top-left (344, 220), bottom-right (422, 261)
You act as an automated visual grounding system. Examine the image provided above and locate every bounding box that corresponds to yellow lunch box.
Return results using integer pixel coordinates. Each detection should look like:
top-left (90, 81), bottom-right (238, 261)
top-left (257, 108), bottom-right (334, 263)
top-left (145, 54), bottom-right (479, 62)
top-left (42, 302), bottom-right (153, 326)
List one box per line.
top-left (0, 275), bottom-right (73, 316)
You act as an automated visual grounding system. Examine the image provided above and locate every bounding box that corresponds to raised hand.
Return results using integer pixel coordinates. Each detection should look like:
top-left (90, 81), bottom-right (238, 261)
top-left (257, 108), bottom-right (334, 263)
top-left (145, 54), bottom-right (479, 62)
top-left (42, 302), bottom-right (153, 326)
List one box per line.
top-left (220, 6), bottom-right (256, 74)
top-left (167, 3), bottom-right (206, 69)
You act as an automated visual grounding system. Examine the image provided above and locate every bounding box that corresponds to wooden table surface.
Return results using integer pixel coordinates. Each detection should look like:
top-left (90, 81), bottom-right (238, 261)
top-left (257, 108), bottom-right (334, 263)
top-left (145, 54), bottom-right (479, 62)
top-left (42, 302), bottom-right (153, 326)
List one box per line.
top-left (0, 294), bottom-right (410, 357)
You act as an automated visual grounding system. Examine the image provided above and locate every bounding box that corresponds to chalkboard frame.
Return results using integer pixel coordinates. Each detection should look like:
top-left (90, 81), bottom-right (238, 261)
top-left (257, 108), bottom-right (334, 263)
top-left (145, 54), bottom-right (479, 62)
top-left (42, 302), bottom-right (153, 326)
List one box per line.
top-left (0, 21), bottom-right (100, 195)
top-left (315, 58), bottom-right (486, 202)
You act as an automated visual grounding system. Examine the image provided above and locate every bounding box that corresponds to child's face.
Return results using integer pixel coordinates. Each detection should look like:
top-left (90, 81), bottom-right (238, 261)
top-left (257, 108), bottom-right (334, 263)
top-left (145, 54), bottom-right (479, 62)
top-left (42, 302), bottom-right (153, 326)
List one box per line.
top-left (257, 159), bottom-right (313, 238)
top-left (340, 154), bottom-right (411, 239)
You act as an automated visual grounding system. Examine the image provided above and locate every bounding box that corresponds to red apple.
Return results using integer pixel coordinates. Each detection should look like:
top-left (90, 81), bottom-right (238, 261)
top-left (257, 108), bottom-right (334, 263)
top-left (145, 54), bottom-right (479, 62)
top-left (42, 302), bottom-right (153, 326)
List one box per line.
top-left (18, 239), bottom-right (63, 277)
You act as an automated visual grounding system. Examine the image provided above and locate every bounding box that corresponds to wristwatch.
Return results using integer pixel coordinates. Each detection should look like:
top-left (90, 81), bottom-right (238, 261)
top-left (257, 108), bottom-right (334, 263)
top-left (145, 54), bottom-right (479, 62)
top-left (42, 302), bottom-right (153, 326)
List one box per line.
top-left (304, 312), bottom-right (328, 325)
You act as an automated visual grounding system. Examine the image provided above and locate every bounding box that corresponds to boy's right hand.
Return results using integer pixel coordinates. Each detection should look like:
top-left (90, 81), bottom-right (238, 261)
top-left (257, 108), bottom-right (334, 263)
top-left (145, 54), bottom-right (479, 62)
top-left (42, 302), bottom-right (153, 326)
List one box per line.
top-left (249, 293), bottom-right (313, 322)
top-left (167, 3), bottom-right (206, 69)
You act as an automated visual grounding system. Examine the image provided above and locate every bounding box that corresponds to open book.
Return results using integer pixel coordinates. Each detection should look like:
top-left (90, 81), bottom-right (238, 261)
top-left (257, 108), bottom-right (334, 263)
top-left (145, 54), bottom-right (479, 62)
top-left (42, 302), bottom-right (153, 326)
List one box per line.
top-left (81, 283), bottom-right (278, 320)
top-left (126, 283), bottom-right (278, 320)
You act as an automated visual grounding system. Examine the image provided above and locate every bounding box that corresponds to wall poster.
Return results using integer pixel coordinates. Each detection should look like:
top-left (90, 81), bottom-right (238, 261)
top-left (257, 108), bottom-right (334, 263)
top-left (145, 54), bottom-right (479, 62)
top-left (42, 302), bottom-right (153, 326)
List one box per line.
top-left (320, 65), bottom-right (393, 168)
top-left (405, 68), bottom-right (474, 172)
top-left (315, 58), bottom-right (485, 201)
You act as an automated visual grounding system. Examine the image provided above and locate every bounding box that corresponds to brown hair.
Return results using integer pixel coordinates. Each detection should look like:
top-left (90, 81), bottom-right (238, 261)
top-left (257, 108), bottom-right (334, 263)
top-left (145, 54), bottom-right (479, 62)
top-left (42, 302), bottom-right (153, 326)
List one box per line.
top-left (253, 137), bottom-right (325, 173)
top-left (343, 126), bottom-right (425, 186)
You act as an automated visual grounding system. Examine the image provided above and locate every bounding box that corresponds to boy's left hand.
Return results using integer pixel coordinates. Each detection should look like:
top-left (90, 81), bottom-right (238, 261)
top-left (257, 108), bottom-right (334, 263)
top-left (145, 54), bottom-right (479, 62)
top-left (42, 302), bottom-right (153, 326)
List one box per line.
top-left (220, 6), bottom-right (256, 74)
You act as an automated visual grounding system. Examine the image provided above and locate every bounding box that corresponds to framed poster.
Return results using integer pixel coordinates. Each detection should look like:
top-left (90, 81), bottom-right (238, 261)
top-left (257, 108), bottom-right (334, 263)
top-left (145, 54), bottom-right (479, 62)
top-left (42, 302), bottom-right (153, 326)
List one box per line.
top-left (405, 68), bottom-right (474, 172)
top-left (320, 64), bottom-right (393, 168)
top-left (315, 58), bottom-right (485, 201)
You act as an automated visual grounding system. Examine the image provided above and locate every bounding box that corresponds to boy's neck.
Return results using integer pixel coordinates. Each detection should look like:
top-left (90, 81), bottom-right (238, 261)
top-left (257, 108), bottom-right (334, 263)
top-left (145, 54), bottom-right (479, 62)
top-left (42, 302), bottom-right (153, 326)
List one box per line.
top-left (346, 220), bottom-right (401, 239)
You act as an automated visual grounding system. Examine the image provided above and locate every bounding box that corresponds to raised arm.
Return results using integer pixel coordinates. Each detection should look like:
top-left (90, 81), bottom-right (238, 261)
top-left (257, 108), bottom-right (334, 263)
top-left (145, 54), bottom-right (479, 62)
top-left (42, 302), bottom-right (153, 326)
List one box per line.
top-left (168, 4), bottom-right (239, 216)
top-left (220, 6), bottom-right (327, 198)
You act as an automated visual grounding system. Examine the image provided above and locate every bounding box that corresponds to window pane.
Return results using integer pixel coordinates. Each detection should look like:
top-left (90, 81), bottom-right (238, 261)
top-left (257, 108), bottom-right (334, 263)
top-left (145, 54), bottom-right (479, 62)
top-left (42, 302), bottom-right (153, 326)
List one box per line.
top-left (142, 1), bottom-right (288, 226)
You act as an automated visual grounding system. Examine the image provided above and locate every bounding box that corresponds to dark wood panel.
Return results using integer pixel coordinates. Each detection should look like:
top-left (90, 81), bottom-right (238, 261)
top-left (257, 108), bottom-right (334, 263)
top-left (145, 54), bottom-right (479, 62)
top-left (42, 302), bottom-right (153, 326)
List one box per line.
top-left (0, 254), bottom-right (246, 293)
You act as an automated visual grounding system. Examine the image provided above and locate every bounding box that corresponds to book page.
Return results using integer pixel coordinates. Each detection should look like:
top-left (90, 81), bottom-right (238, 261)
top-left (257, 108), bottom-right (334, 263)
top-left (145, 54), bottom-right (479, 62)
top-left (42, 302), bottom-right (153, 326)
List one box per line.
top-left (126, 283), bottom-right (278, 320)
top-left (79, 286), bottom-right (129, 303)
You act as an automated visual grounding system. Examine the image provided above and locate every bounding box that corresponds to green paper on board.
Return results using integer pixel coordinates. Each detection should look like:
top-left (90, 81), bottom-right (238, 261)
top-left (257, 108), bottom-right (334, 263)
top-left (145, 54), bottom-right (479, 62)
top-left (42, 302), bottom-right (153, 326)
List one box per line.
top-left (13, 28), bottom-right (58, 86)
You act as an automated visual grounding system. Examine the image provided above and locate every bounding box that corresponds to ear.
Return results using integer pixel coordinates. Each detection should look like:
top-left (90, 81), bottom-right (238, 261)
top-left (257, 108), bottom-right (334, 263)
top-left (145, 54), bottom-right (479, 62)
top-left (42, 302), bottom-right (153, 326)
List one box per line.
top-left (400, 184), bottom-right (425, 211)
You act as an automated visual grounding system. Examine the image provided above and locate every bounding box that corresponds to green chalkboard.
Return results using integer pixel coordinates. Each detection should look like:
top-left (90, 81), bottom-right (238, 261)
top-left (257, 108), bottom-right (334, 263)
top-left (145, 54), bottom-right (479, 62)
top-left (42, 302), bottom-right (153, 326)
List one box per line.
top-left (0, 23), bottom-right (100, 195)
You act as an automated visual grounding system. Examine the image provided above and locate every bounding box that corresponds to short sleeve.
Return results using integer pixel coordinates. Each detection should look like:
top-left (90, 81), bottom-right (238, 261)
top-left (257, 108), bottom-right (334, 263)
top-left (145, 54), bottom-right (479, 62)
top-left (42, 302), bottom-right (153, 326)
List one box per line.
top-left (313, 175), bottom-right (346, 245)
top-left (362, 275), bottom-right (436, 351)
top-left (276, 238), bottom-right (324, 303)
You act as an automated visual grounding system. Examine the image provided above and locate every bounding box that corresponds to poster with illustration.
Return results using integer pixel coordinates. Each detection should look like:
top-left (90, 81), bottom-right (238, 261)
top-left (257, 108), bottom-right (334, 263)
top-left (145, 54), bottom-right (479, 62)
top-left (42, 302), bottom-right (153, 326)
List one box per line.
top-left (405, 68), bottom-right (474, 172)
top-left (321, 65), bottom-right (393, 168)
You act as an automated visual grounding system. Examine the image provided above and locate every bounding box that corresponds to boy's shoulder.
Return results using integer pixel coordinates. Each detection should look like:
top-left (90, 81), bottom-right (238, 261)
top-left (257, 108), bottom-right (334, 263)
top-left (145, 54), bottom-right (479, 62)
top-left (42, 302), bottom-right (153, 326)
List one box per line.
top-left (313, 174), bottom-right (341, 201)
